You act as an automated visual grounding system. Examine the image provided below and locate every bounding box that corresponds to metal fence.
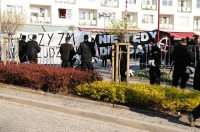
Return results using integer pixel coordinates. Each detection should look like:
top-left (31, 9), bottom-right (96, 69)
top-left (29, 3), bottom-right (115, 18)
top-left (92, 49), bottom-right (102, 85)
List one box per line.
top-left (1, 43), bottom-right (199, 69)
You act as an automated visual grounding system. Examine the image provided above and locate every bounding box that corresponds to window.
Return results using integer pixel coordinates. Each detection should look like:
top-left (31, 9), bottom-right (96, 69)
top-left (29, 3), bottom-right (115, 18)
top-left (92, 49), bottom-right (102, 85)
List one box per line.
top-left (178, 16), bottom-right (189, 26)
top-left (160, 17), bottom-right (168, 24)
top-left (66, 9), bottom-right (72, 19)
top-left (7, 5), bottom-right (22, 13)
top-left (58, 9), bottom-right (71, 19)
top-left (79, 12), bottom-right (85, 20)
top-left (178, 0), bottom-right (186, 7)
top-left (162, 0), bottom-right (172, 6)
top-left (141, 0), bottom-right (150, 4)
top-left (127, 0), bottom-right (136, 4)
top-left (79, 11), bottom-right (92, 20)
top-left (194, 18), bottom-right (200, 26)
top-left (197, 0), bottom-right (200, 8)
top-left (142, 14), bottom-right (153, 24)
top-left (58, 8), bottom-right (66, 18)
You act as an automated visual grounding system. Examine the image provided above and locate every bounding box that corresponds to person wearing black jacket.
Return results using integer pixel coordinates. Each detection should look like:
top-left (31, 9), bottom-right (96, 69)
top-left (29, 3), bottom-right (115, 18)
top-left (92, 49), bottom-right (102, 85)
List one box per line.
top-left (172, 38), bottom-right (194, 89)
top-left (19, 35), bottom-right (27, 63)
top-left (188, 104), bottom-right (200, 127)
top-left (78, 35), bottom-right (95, 70)
top-left (148, 38), bottom-right (161, 85)
top-left (188, 35), bottom-right (199, 63)
top-left (26, 34), bottom-right (41, 63)
top-left (193, 60), bottom-right (200, 91)
top-left (60, 37), bottom-right (76, 67)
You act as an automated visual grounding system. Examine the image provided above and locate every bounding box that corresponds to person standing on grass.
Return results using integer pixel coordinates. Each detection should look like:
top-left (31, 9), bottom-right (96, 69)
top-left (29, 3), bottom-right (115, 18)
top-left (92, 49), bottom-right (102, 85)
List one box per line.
top-left (148, 38), bottom-right (161, 85)
top-left (26, 34), bottom-right (41, 64)
top-left (60, 37), bottom-right (76, 68)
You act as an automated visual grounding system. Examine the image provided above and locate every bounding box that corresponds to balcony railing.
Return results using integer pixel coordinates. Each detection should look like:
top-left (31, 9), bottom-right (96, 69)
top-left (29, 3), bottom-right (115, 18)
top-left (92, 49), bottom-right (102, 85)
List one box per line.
top-left (55, 0), bottom-right (75, 4)
top-left (141, 4), bottom-right (156, 10)
top-left (194, 25), bottom-right (200, 31)
top-left (30, 16), bottom-right (51, 24)
top-left (160, 24), bottom-right (173, 29)
top-left (177, 7), bottom-right (191, 13)
top-left (101, 1), bottom-right (118, 7)
top-left (79, 20), bottom-right (97, 26)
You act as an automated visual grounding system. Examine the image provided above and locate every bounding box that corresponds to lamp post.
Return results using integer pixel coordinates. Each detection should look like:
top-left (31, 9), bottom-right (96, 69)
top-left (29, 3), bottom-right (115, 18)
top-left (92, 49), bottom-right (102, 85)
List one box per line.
top-left (99, 13), bottom-right (112, 32)
top-left (98, 12), bottom-right (112, 68)
top-left (157, 0), bottom-right (160, 42)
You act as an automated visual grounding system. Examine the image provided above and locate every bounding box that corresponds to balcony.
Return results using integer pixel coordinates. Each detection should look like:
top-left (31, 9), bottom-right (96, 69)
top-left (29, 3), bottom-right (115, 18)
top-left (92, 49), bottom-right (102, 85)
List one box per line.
top-left (101, 1), bottom-right (118, 7)
top-left (141, 4), bottom-right (156, 11)
top-left (177, 7), bottom-right (191, 13)
top-left (79, 19), bottom-right (97, 26)
top-left (160, 24), bottom-right (173, 30)
top-left (194, 25), bottom-right (200, 31)
top-left (30, 16), bottom-right (51, 24)
top-left (55, 0), bottom-right (75, 4)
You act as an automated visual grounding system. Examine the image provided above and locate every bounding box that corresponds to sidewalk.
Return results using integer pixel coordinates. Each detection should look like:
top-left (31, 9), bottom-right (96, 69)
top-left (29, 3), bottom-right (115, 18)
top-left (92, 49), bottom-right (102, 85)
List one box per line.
top-left (0, 83), bottom-right (199, 132)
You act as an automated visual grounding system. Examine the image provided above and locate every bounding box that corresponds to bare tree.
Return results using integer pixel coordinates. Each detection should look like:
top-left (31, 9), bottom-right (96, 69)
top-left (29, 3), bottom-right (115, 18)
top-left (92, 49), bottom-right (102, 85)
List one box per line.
top-left (107, 18), bottom-right (137, 42)
top-left (1, 10), bottom-right (26, 36)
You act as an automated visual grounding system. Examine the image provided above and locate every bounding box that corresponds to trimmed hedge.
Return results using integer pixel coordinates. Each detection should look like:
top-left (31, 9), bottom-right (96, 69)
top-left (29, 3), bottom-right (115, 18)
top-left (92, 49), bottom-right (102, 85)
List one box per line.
top-left (0, 63), bottom-right (103, 93)
top-left (75, 81), bottom-right (200, 112)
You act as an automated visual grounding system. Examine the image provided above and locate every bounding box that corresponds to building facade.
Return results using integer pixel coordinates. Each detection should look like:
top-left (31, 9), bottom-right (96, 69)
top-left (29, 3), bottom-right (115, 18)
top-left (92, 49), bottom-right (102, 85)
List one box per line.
top-left (0, 0), bottom-right (200, 34)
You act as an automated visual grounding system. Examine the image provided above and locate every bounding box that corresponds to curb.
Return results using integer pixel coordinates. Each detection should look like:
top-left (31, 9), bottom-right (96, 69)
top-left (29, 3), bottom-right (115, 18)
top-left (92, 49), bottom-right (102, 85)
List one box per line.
top-left (0, 83), bottom-right (129, 110)
top-left (0, 89), bottom-right (188, 132)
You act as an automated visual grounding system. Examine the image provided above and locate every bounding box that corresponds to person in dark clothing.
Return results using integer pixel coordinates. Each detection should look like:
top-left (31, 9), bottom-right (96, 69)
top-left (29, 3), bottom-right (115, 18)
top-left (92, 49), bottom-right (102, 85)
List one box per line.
top-left (78, 35), bottom-right (95, 70)
top-left (172, 38), bottom-right (194, 89)
top-left (193, 60), bottom-right (200, 91)
top-left (188, 35), bottom-right (199, 64)
top-left (26, 34), bottom-right (41, 64)
top-left (60, 37), bottom-right (76, 68)
top-left (120, 45), bottom-right (127, 82)
top-left (19, 35), bottom-right (28, 63)
top-left (188, 104), bottom-right (200, 127)
top-left (148, 38), bottom-right (161, 85)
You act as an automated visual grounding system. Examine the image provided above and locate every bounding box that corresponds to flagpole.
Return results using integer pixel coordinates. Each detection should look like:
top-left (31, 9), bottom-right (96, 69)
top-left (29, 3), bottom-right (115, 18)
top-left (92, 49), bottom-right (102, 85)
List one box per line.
top-left (157, 0), bottom-right (160, 42)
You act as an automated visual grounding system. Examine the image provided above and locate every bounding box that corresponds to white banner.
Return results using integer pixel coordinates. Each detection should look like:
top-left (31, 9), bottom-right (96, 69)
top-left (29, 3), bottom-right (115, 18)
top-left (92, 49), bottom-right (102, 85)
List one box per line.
top-left (0, 30), bottom-right (90, 64)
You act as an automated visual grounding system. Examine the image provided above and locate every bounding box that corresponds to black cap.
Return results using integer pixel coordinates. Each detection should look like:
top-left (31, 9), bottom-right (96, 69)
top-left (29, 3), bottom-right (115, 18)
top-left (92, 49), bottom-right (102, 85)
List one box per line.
top-left (150, 38), bottom-right (157, 43)
top-left (181, 38), bottom-right (187, 43)
top-left (21, 35), bottom-right (26, 40)
top-left (65, 36), bottom-right (70, 41)
top-left (84, 34), bottom-right (89, 39)
top-left (32, 34), bottom-right (37, 39)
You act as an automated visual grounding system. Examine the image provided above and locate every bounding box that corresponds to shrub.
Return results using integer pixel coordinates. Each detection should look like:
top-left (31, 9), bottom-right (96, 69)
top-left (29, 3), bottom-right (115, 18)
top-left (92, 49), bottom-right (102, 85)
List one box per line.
top-left (75, 81), bottom-right (200, 112)
top-left (0, 63), bottom-right (102, 93)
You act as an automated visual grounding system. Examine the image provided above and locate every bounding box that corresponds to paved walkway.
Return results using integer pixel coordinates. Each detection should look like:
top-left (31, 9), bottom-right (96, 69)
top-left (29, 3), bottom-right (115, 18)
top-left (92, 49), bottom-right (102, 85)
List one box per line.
top-left (0, 83), bottom-right (199, 132)
top-left (0, 100), bottom-right (146, 132)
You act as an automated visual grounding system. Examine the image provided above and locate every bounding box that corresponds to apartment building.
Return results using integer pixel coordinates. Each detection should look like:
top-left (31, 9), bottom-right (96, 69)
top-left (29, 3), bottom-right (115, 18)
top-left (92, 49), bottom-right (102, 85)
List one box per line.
top-left (1, 0), bottom-right (200, 37)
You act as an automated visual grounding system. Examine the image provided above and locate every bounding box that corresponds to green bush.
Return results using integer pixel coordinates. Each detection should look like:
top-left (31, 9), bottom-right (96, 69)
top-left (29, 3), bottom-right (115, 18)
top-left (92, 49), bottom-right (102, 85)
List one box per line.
top-left (75, 81), bottom-right (200, 112)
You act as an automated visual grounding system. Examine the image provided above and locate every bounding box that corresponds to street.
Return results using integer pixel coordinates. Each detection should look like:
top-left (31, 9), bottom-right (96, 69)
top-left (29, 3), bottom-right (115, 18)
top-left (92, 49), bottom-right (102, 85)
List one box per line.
top-left (0, 100), bottom-right (147, 132)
